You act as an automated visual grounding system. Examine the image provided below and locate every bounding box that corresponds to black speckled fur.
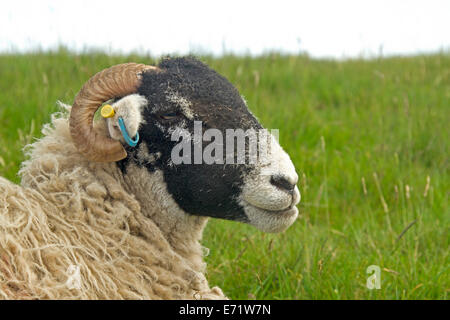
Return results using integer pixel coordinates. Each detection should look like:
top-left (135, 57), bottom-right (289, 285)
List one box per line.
top-left (118, 57), bottom-right (263, 222)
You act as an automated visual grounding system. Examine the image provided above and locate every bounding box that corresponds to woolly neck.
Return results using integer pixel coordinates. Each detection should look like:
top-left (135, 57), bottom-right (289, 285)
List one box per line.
top-left (20, 107), bottom-right (209, 275)
top-left (121, 164), bottom-right (209, 273)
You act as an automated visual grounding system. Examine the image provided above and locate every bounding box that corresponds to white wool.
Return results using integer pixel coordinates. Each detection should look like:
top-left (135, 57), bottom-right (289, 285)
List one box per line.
top-left (0, 105), bottom-right (226, 300)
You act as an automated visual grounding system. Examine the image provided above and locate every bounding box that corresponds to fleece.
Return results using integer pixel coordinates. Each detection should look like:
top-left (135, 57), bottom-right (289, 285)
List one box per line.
top-left (0, 104), bottom-right (225, 299)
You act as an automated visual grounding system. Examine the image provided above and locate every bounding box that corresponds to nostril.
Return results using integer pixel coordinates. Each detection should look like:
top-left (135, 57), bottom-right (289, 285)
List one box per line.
top-left (270, 175), bottom-right (295, 193)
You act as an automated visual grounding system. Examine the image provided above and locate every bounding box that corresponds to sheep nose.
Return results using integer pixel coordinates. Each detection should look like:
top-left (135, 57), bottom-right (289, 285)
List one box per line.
top-left (270, 174), bottom-right (296, 193)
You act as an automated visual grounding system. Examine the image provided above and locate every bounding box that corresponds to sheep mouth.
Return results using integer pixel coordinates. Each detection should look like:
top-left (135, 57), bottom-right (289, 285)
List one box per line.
top-left (240, 200), bottom-right (299, 233)
top-left (240, 178), bottom-right (301, 212)
top-left (244, 201), bottom-right (298, 216)
top-left (244, 200), bottom-right (297, 216)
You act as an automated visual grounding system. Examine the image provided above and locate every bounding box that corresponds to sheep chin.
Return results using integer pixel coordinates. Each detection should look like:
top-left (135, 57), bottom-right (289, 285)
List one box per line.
top-left (240, 200), bottom-right (299, 233)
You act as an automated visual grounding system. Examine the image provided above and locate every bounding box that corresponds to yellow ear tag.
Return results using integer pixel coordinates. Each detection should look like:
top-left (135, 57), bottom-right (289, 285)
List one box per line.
top-left (101, 104), bottom-right (115, 118)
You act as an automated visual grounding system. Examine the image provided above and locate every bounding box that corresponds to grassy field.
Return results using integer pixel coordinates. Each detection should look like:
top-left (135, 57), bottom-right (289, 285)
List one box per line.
top-left (0, 50), bottom-right (448, 299)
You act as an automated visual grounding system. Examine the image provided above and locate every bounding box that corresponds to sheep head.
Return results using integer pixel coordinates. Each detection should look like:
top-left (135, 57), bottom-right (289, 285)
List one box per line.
top-left (70, 57), bottom-right (300, 233)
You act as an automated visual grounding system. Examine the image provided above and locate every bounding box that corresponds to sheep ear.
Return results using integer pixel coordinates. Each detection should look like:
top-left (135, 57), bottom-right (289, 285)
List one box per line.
top-left (104, 94), bottom-right (148, 144)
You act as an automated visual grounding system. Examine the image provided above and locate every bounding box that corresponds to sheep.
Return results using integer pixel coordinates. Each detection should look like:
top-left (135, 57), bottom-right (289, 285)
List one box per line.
top-left (0, 57), bottom-right (301, 299)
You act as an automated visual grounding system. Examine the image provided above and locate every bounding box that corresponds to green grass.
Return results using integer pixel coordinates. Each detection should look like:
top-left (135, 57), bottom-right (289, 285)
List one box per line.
top-left (0, 49), bottom-right (448, 299)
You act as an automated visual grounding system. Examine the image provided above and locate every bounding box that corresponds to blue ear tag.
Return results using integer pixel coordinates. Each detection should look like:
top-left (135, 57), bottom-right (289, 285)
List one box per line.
top-left (118, 117), bottom-right (139, 147)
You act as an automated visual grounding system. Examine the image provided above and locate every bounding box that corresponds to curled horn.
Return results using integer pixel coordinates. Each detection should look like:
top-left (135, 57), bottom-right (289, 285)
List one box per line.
top-left (69, 63), bottom-right (157, 162)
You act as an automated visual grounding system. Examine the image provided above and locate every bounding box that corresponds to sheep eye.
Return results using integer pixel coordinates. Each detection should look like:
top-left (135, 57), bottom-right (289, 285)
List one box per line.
top-left (159, 112), bottom-right (179, 121)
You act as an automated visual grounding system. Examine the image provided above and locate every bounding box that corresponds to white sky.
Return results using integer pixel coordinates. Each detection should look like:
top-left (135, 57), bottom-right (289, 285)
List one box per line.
top-left (0, 0), bottom-right (449, 58)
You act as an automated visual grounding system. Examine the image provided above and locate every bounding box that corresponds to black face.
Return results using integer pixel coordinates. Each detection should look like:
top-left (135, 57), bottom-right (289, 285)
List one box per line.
top-left (118, 57), bottom-right (263, 222)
